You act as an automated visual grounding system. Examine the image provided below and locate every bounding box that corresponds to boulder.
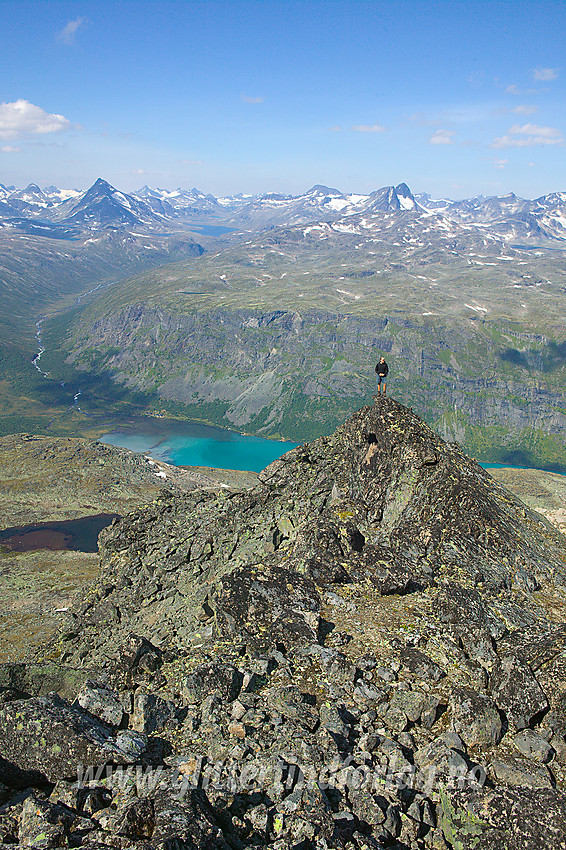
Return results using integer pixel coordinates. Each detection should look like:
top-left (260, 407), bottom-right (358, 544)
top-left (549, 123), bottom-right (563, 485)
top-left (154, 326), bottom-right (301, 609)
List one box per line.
top-left (490, 756), bottom-right (553, 789)
top-left (512, 729), bottom-right (554, 763)
top-left (19, 794), bottom-right (97, 848)
top-left (450, 688), bottom-right (503, 748)
top-left (76, 681), bottom-right (125, 727)
top-left (131, 691), bottom-right (183, 735)
top-left (0, 694), bottom-right (146, 784)
top-left (491, 655), bottom-right (548, 731)
top-left (214, 562), bottom-right (320, 652)
top-left (181, 663), bottom-right (243, 705)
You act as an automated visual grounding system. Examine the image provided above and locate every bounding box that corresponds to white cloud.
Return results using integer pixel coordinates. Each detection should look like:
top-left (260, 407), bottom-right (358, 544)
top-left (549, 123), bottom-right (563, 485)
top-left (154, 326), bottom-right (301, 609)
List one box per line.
top-left (57, 17), bottom-right (87, 45)
top-left (509, 123), bottom-right (559, 137)
top-left (493, 158), bottom-right (508, 169)
top-left (491, 123), bottom-right (563, 148)
top-left (429, 129), bottom-right (455, 145)
top-left (533, 67), bottom-right (559, 81)
top-left (1, 145), bottom-right (21, 153)
top-left (491, 136), bottom-right (524, 148)
top-left (512, 104), bottom-right (538, 115)
top-left (351, 124), bottom-right (384, 133)
top-left (328, 125), bottom-right (342, 132)
top-left (241, 94), bottom-right (265, 104)
top-left (0, 100), bottom-right (72, 140)
top-left (505, 84), bottom-right (521, 95)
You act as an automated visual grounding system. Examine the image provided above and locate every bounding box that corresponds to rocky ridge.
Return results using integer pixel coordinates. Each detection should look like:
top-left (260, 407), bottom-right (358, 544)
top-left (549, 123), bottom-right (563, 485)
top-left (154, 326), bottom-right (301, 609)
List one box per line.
top-left (0, 434), bottom-right (258, 662)
top-left (0, 433), bottom-right (257, 527)
top-left (2, 399), bottom-right (566, 849)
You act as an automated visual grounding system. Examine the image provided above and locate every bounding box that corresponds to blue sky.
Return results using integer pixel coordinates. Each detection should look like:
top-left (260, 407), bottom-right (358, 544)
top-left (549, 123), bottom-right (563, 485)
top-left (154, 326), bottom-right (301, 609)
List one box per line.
top-left (0, 0), bottom-right (564, 198)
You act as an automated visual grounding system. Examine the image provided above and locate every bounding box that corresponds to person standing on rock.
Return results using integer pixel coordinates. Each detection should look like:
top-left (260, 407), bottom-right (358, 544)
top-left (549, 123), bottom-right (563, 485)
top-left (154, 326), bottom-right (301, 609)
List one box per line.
top-left (375, 356), bottom-right (389, 396)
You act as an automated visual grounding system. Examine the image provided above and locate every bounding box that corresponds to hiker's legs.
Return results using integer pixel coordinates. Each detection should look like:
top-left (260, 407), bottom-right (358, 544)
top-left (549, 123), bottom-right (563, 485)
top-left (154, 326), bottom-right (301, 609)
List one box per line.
top-left (382, 381), bottom-right (386, 395)
top-left (376, 376), bottom-right (382, 394)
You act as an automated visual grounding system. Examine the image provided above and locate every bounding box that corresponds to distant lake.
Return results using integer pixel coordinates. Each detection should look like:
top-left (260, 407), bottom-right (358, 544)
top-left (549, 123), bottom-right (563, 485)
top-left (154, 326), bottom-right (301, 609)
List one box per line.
top-left (187, 224), bottom-right (235, 236)
top-left (100, 417), bottom-right (298, 472)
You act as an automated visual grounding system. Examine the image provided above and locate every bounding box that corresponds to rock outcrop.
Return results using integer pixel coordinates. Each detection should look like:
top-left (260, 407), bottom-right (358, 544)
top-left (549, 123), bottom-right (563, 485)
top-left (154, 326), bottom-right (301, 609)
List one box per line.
top-left (2, 398), bottom-right (566, 849)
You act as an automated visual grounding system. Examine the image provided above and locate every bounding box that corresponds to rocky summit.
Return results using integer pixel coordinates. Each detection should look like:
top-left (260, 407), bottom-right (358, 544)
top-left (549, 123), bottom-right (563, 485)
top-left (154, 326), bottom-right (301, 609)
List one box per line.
top-left (2, 398), bottom-right (566, 850)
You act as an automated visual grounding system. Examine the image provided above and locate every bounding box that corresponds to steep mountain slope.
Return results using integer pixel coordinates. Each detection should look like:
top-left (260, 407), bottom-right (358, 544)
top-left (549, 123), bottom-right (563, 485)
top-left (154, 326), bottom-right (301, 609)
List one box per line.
top-left (3, 400), bottom-right (566, 849)
top-left (0, 221), bottom-right (205, 436)
top-left (0, 226), bottom-right (204, 344)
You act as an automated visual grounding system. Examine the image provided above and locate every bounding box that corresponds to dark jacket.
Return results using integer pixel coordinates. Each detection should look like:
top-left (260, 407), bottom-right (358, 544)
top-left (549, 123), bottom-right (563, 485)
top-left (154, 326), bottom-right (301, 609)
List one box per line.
top-left (375, 360), bottom-right (389, 376)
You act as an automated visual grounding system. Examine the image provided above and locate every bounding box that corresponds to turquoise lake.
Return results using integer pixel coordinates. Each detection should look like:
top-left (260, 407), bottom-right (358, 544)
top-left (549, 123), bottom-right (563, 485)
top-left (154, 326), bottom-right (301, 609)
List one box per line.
top-left (100, 418), bottom-right (298, 472)
top-left (99, 417), bottom-right (565, 476)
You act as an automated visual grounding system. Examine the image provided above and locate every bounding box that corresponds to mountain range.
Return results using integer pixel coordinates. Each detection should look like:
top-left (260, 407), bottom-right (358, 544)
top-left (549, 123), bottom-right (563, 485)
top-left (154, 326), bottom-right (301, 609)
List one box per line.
top-left (0, 176), bottom-right (564, 469)
top-left (2, 178), bottom-right (566, 244)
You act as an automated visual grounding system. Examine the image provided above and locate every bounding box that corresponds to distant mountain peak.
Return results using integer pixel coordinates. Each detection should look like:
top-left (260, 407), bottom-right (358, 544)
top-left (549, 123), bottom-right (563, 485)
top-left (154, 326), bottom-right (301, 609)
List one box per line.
top-left (357, 182), bottom-right (420, 213)
top-left (260, 192), bottom-right (288, 201)
top-left (306, 184), bottom-right (342, 197)
top-left (90, 177), bottom-right (116, 192)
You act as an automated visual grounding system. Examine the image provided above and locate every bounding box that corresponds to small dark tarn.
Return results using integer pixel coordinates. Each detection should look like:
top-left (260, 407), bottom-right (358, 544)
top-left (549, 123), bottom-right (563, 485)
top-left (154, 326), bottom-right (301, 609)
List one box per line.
top-left (0, 514), bottom-right (120, 553)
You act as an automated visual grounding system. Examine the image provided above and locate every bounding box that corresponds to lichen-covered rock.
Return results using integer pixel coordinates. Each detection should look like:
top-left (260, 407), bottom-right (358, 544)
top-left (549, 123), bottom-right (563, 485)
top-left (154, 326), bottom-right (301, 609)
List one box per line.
top-left (439, 785), bottom-right (566, 849)
top-left (215, 562), bottom-right (320, 651)
top-left (489, 756), bottom-right (554, 789)
top-left (130, 691), bottom-right (183, 735)
top-left (150, 789), bottom-right (230, 848)
top-left (19, 793), bottom-right (97, 848)
top-left (450, 688), bottom-right (503, 748)
top-left (414, 734), bottom-right (469, 788)
top-left (19, 795), bottom-right (72, 848)
top-left (0, 694), bottom-right (146, 784)
top-left (491, 654), bottom-right (548, 731)
top-left (181, 663), bottom-right (243, 705)
top-left (512, 729), bottom-right (554, 763)
top-left (76, 681), bottom-right (125, 727)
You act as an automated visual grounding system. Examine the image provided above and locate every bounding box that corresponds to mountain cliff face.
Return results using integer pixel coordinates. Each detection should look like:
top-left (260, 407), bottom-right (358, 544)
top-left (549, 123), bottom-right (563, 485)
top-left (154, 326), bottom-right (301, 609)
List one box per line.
top-left (64, 302), bottom-right (566, 469)
top-left (2, 399), bottom-right (566, 848)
